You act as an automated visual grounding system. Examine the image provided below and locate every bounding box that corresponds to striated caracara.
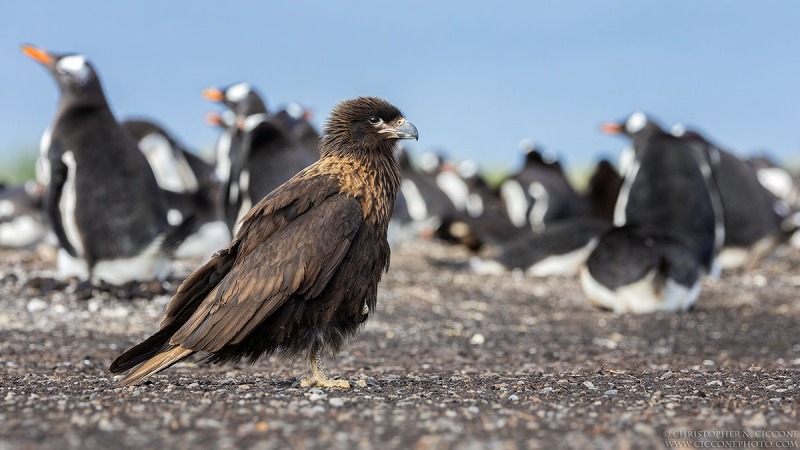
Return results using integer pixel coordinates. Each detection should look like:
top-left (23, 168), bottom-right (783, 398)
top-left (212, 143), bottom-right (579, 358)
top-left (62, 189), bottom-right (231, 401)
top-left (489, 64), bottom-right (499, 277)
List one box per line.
top-left (109, 97), bottom-right (418, 388)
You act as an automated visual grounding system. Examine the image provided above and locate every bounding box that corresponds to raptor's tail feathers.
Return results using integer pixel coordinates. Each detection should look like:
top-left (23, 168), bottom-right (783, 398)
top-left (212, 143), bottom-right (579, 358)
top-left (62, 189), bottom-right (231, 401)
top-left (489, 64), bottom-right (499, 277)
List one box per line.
top-left (116, 346), bottom-right (194, 387)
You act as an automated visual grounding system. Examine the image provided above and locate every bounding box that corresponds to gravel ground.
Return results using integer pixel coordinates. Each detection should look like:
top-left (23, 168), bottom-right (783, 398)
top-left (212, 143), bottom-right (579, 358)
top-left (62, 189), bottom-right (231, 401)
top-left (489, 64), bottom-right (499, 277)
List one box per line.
top-left (1, 241), bottom-right (799, 450)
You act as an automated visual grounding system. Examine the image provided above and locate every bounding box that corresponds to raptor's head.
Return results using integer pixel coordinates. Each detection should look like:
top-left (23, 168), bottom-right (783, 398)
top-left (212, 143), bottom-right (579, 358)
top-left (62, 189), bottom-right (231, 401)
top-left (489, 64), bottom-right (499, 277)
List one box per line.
top-left (323, 97), bottom-right (418, 156)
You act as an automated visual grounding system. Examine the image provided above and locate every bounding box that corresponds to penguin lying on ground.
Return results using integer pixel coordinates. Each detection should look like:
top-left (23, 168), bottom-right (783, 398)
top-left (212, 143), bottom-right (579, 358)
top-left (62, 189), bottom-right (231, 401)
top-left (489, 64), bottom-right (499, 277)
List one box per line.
top-left (470, 217), bottom-right (611, 277)
top-left (581, 112), bottom-right (722, 313)
top-left (499, 141), bottom-right (587, 231)
top-left (121, 119), bottom-right (231, 260)
top-left (397, 148), bottom-right (457, 236)
top-left (434, 160), bottom-right (519, 251)
top-left (674, 126), bottom-right (791, 270)
top-left (0, 181), bottom-right (48, 248)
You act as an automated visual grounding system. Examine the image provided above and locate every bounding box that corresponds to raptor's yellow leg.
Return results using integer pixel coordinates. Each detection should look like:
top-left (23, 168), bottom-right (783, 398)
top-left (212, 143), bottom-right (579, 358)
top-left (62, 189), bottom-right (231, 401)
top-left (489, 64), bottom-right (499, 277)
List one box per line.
top-left (299, 350), bottom-right (350, 389)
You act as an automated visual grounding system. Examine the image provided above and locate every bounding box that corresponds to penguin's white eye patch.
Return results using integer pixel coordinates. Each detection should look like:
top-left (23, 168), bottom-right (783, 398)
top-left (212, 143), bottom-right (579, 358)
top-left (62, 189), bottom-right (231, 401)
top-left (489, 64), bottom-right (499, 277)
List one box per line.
top-left (225, 82), bottom-right (251, 103)
top-left (625, 111), bottom-right (647, 134)
top-left (56, 55), bottom-right (89, 80)
top-left (56, 55), bottom-right (87, 74)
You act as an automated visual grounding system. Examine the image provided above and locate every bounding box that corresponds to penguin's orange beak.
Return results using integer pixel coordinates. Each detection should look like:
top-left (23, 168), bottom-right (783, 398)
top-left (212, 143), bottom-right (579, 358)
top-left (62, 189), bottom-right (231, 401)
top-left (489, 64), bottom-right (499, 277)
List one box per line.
top-left (599, 122), bottom-right (623, 135)
top-left (202, 88), bottom-right (224, 102)
top-left (205, 112), bottom-right (223, 127)
top-left (21, 44), bottom-right (54, 67)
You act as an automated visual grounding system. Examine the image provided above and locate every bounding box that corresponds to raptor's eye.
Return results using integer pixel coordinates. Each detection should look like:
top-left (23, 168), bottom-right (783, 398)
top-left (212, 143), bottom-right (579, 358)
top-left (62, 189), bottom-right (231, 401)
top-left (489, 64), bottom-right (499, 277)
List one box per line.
top-left (368, 116), bottom-right (382, 126)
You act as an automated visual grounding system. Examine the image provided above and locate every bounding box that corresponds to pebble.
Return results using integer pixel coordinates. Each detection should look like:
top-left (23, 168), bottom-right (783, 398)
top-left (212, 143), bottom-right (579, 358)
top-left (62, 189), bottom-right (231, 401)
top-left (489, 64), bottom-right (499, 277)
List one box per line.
top-left (308, 392), bottom-right (327, 402)
top-left (26, 298), bottom-right (47, 313)
top-left (469, 333), bottom-right (485, 345)
top-left (0, 240), bottom-right (798, 449)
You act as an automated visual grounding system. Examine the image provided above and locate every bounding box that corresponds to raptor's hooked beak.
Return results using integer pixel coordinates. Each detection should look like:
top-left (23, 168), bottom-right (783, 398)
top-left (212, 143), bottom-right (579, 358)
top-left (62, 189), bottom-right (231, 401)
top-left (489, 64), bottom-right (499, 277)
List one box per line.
top-left (21, 44), bottom-right (54, 67)
top-left (202, 87), bottom-right (224, 102)
top-left (599, 122), bottom-right (623, 135)
top-left (381, 119), bottom-right (419, 141)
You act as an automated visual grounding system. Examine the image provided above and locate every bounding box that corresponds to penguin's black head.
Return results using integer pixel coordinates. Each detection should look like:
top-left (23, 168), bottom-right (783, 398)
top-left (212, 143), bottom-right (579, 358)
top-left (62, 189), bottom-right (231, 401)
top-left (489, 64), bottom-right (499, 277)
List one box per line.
top-left (599, 111), bottom-right (663, 138)
top-left (202, 82), bottom-right (267, 118)
top-left (22, 44), bottom-right (104, 102)
top-left (418, 151), bottom-right (446, 175)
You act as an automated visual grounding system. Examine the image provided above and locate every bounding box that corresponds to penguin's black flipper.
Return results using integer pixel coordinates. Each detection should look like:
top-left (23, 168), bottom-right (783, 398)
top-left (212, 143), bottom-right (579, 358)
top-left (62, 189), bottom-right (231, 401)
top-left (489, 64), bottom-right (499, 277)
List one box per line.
top-left (160, 215), bottom-right (199, 255)
top-left (43, 140), bottom-right (78, 257)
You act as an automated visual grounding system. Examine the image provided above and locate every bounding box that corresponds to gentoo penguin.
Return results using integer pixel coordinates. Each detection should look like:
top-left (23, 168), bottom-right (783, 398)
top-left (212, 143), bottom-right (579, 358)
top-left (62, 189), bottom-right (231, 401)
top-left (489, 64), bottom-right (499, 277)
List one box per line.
top-left (202, 82), bottom-right (267, 185)
top-left (121, 119), bottom-right (231, 260)
top-left (746, 156), bottom-right (800, 249)
top-left (0, 181), bottom-right (48, 248)
top-left (584, 159), bottom-right (623, 222)
top-left (675, 127), bottom-right (789, 270)
top-left (425, 152), bottom-right (471, 213)
top-left (434, 160), bottom-right (519, 250)
top-left (580, 112), bottom-right (721, 313)
top-left (747, 155), bottom-right (799, 207)
top-left (225, 112), bottom-right (315, 233)
top-left (121, 119), bottom-right (216, 194)
top-left (499, 141), bottom-right (586, 231)
top-left (396, 148), bottom-right (458, 236)
top-left (22, 44), bottom-right (189, 284)
top-left (203, 83), bottom-right (311, 233)
top-left (470, 217), bottom-right (611, 277)
top-left (583, 224), bottom-right (706, 313)
top-left (272, 102), bottom-right (321, 160)
top-left (387, 185), bottom-right (414, 248)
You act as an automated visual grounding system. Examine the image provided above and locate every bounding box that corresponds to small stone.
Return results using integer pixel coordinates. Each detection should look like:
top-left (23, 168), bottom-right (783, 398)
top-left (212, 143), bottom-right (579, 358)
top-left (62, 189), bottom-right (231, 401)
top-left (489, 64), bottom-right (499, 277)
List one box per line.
top-left (633, 423), bottom-right (654, 436)
top-left (508, 394), bottom-right (519, 401)
top-left (743, 412), bottom-right (767, 428)
top-left (26, 298), bottom-right (48, 313)
top-left (328, 398), bottom-right (345, 407)
top-left (583, 381), bottom-right (595, 390)
top-left (308, 392), bottom-right (327, 402)
top-left (659, 371), bottom-right (673, 380)
top-left (603, 389), bottom-right (618, 397)
top-left (470, 333), bottom-right (485, 345)
top-left (706, 380), bottom-right (722, 387)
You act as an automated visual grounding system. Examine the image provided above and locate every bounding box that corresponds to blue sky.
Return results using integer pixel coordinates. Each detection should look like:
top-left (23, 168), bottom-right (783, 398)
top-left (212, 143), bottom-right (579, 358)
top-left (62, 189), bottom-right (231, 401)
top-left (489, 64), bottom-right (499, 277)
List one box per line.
top-left (2, 1), bottom-right (799, 174)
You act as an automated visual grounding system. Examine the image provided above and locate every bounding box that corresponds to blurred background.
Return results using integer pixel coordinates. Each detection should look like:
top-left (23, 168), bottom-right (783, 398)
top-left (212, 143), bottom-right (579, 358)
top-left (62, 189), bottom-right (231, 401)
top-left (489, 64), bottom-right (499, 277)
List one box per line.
top-left (1, 0), bottom-right (799, 182)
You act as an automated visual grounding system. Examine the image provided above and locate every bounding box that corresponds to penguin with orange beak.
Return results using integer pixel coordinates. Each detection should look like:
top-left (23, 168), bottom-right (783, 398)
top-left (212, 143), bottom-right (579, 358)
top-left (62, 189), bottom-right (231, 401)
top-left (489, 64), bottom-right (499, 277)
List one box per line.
top-left (22, 44), bottom-right (189, 284)
top-left (579, 112), bottom-right (721, 313)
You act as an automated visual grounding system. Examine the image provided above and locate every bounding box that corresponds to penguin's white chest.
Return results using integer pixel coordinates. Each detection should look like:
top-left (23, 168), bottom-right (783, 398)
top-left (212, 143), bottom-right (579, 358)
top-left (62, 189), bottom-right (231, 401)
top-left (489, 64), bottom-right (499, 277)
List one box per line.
top-left (59, 151), bottom-right (84, 256)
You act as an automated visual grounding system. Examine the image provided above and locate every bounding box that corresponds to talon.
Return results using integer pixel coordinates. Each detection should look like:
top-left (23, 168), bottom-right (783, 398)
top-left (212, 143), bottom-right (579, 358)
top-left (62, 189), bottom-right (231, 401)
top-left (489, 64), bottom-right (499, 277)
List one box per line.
top-left (300, 377), bottom-right (351, 389)
top-left (300, 350), bottom-right (350, 389)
